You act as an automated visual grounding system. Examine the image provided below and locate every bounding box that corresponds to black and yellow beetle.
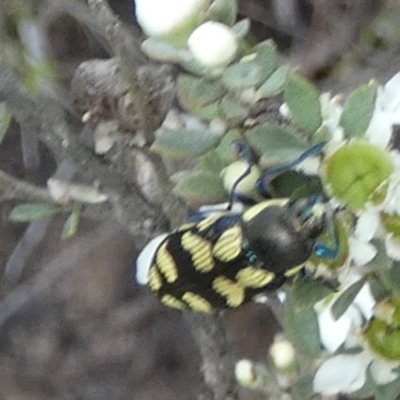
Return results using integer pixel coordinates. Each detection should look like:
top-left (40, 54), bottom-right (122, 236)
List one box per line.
top-left (136, 195), bottom-right (338, 312)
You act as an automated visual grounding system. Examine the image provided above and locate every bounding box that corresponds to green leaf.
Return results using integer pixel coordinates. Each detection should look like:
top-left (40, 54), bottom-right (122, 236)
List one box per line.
top-left (205, 0), bottom-right (237, 25)
top-left (245, 122), bottom-right (308, 164)
top-left (292, 375), bottom-right (318, 400)
top-left (221, 40), bottom-right (276, 90)
top-left (0, 103), bottom-right (11, 147)
top-left (284, 73), bottom-right (322, 134)
top-left (151, 129), bottom-right (221, 158)
top-left (214, 128), bottom-right (242, 163)
top-left (196, 102), bottom-right (221, 120)
top-left (141, 38), bottom-right (181, 62)
top-left (291, 277), bottom-right (332, 311)
top-left (10, 203), bottom-right (62, 222)
top-left (61, 204), bottom-right (82, 239)
top-left (219, 95), bottom-right (249, 124)
top-left (284, 290), bottom-right (322, 359)
top-left (331, 279), bottom-right (366, 320)
top-left (174, 171), bottom-right (227, 203)
top-left (200, 149), bottom-right (227, 173)
top-left (177, 74), bottom-right (226, 114)
top-left (340, 82), bottom-right (377, 138)
top-left (377, 261), bottom-right (400, 296)
top-left (231, 19), bottom-right (250, 39)
top-left (256, 65), bottom-right (289, 99)
top-left (374, 374), bottom-right (400, 400)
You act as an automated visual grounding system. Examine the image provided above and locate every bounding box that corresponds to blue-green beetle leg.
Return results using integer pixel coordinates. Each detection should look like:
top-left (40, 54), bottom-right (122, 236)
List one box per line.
top-left (313, 213), bottom-right (340, 259)
top-left (256, 142), bottom-right (326, 197)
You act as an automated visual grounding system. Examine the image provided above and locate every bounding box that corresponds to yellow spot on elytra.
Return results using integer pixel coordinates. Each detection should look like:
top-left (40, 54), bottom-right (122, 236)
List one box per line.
top-left (161, 294), bottom-right (185, 310)
top-left (181, 232), bottom-right (214, 272)
top-left (284, 265), bottom-right (303, 278)
top-left (213, 226), bottom-right (242, 262)
top-left (243, 199), bottom-right (287, 222)
top-left (197, 214), bottom-right (221, 232)
top-left (156, 242), bottom-right (178, 283)
top-left (182, 292), bottom-right (213, 313)
top-left (148, 265), bottom-right (162, 291)
top-left (236, 267), bottom-right (275, 288)
top-left (212, 276), bottom-right (244, 308)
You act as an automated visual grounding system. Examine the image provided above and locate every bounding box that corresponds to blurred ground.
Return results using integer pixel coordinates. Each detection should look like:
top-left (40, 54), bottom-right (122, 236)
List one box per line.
top-left (0, 1), bottom-right (400, 399)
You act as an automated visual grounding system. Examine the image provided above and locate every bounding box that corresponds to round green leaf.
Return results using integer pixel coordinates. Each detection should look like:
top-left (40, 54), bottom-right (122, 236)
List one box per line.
top-left (174, 171), bottom-right (227, 203)
top-left (177, 74), bottom-right (226, 114)
top-left (141, 38), bottom-right (181, 62)
top-left (151, 128), bottom-right (222, 158)
top-left (214, 128), bottom-right (242, 163)
top-left (10, 203), bottom-right (62, 222)
top-left (221, 40), bottom-right (276, 90)
top-left (204, 0), bottom-right (237, 25)
top-left (284, 73), bottom-right (322, 134)
top-left (231, 19), bottom-right (250, 39)
top-left (284, 290), bottom-right (322, 359)
top-left (245, 122), bottom-right (308, 164)
top-left (200, 149), bottom-right (227, 173)
top-left (340, 82), bottom-right (377, 138)
top-left (291, 277), bottom-right (332, 311)
top-left (219, 95), bottom-right (249, 123)
top-left (256, 65), bottom-right (289, 99)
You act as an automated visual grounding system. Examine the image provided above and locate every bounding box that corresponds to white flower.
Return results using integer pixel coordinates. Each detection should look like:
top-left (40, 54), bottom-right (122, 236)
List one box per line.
top-left (365, 73), bottom-right (400, 148)
top-left (188, 22), bottom-right (238, 68)
top-left (314, 350), bottom-right (400, 395)
top-left (313, 351), bottom-right (372, 395)
top-left (315, 274), bottom-right (375, 353)
top-left (135, 0), bottom-right (209, 38)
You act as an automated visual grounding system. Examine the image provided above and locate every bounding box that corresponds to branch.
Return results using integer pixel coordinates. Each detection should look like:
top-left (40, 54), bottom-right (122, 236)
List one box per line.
top-left (186, 313), bottom-right (239, 400)
top-left (0, 169), bottom-right (53, 203)
top-left (0, 61), bottom-right (163, 247)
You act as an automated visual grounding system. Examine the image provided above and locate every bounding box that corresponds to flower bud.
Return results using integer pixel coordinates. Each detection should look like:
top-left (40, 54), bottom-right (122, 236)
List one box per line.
top-left (135, 0), bottom-right (209, 46)
top-left (221, 160), bottom-right (261, 199)
top-left (188, 21), bottom-right (238, 68)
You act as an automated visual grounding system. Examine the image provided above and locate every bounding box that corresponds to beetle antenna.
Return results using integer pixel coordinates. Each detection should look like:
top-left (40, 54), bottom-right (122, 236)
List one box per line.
top-left (256, 142), bottom-right (326, 197)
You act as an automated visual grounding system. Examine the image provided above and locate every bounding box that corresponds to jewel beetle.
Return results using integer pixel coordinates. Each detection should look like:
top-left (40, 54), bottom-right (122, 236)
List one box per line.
top-left (136, 195), bottom-right (338, 312)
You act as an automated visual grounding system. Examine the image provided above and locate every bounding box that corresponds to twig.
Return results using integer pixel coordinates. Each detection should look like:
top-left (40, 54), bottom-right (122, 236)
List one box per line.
top-left (185, 312), bottom-right (239, 400)
top-left (0, 169), bottom-right (53, 203)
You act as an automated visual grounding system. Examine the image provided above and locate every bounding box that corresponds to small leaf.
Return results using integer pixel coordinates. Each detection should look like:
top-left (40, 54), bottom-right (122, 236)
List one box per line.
top-left (61, 204), bottom-right (82, 239)
top-left (215, 128), bottom-right (242, 163)
top-left (291, 277), bottom-right (332, 311)
top-left (231, 19), bottom-right (250, 39)
top-left (245, 122), bottom-right (308, 164)
top-left (177, 74), bottom-right (226, 113)
top-left (340, 82), bottom-right (377, 138)
top-left (200, 149), bottom-right (227, 173)
top-left (205, 0), bottom-right (237, 25)
top-left (151, 129), bottom-right (222, 158)
top-left (284, 290), bottom-right (322, 359)
top-left (0, 103), bottom-right (11, 147)
top-left (174, 171), bottom-right (227, 203)
top-left (196, 102), bottom-right (221, 121)
top-left (331, 279), bottom-right (366, 320)
top-left (141, 38), bottom-right (181, 62)
top-left (374, 373), bottom-right (400, 400)
top-left (10, 203), bottom-right (62, 222)
top-left (284, 73), bottom-right (322, 134)
top-left (292, 375), bottom-right (317, 400)
top-left (256, 65), bottom-right (289, 99)
top-left (221, 40), bottom-right (276, 90)
top-left (219, 95), bottom-right (249, 124)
